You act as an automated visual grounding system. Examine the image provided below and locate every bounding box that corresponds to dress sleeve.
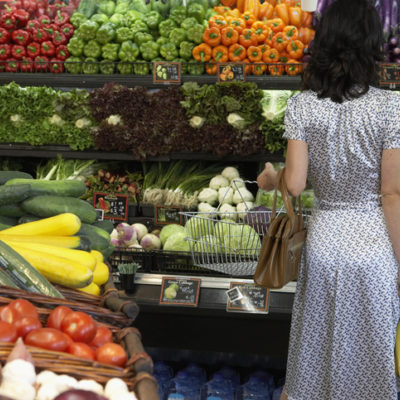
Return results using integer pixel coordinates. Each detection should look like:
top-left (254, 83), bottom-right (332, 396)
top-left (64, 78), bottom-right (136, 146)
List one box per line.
top-left (282, 95), bottom-right (307, 142)
top-left (383, 95), bottom-right (400, 149)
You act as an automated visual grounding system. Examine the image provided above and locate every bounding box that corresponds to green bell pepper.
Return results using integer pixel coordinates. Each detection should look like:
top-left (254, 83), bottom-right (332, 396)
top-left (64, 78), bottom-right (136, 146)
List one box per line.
top-left (135, 32), bottom-right (153, 46)
top-left (187, 0), bottom-right (209, 12)
top-left (65, 56), bottom-right (83, 74)
top-left (187, 3), bottom-right (204, 24)
top-left (83, 39), bottom-right (101, 58)
top-left (160, 42), bottom-right (178, 61)
top-left (187, 24), bottom-right (204, 44)
top-left (170, 6), bottom-right (187, 25)
top-left (205, 9), bottom-right (217, 20)
top-left (180, 17), bottom-right (198, 31)
top-left (109, 13), bottom-right (126, 27)
top-left (170, 0), bottom-right (183, 7)
top-left (90, 14), bottom-right (109, 25)
top-left (82, 57), bottom-right (99, 74)
top-left (97, 1), bottom-right (115, 16)
top-left (115, 1), bottom-right (131, 14)
top-left (70, 13), bottom-right (88, 29)
top-left (159, 19), bottom-right (177, 38)
top-left (156, 36), bottom-right (169, 46)
top-left (126, 10), bottom-right (146, 25)
top-left (67, 37), bottom-right (85, 56)
top-left (118, 40), bottom-right (140, 61)
top-left (117, 62), bottom-right (132, 74)
top-left (208, 0), bottom-right (219, 7)
top-left (144, 11), bottom-right (162, 30)
top-left (169, 28), bottom-right (186, 47)
top-left (116, 27), bottom-right (134, 43)
top-left (96, 22), bottom-right (116, 44)
top-left (187, 59), bottom-right (204, 75)
top-left (130, 20), bottom-right (149, 35)
top-left (102, 43), bottom-right (120, 60)
top-left (173, 58), bottom-right (188, 74)
top-left (151, 0), bottom-right (171, 18)
top-left (131, 0), bottom-right (152, 14)
top-left (78, 20), bottom-right (99, 41)
top-left (179, 41), bottom-right (194, 60)
top-left (140, 41), bottom-right (159, 60)
top-left (99, 59), bottom-right (115, 74)
top-left (134, 61), bottom-right (150, 75)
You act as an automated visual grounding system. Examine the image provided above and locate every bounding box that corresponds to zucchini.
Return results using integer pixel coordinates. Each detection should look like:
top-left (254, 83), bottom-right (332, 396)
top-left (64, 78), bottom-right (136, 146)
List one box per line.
top-left (18, 215), bottom-right (40, 224)
top-left (0, 203), bottom-right (25, 218)
top-left (5, 179), bottom-right (86, 198)
top-left (0, 213), bottom-right (81, 236)
top-left (0, 184), bottom-right (31, 206)
top-left (92, 219), bottom-right (114, 234)
top-left (0, 171), bottom-right (32, 185)
top-left (0, 240), bottom-right (63, 298)
top-left (0, 268), bottom-right (18, 289)
top-left (21, 196), bottom-right (97, 224)
top-left (101, 245), bottom-right (115, 259)
top-left (0, 215), bottom-right (17, 226)
top-left (0, 223), bottom-right (11, 231)
top-left (78, 223), bottom-right (110, 251)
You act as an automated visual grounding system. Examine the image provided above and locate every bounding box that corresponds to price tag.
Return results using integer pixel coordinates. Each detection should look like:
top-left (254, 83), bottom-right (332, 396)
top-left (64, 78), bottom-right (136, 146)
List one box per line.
top-left (226, 282), bottom-right (269, 314)
top-left (379, 63), bottom-right (400, 89)
top-left (93, 192), bottom-right (129, 221)
top-left (218, 63), bottom-right (245, 83)
top-left (159, 277), bottom-right (200, 307)
top-left (95, 209), bottom-right (104, 221)
top-left (155, 206), bottom-right (183, 225)
top-left (153, 62), bottom-right (181, 84)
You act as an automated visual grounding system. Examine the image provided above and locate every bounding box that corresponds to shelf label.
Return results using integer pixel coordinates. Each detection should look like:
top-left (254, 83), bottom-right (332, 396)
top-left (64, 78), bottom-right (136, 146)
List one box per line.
top-left (218, 63), bottom-right (245, 83)
top-left (226, 282), bottom-right (269, 314)
top-left (159, 277), bottom-right (200, 307)
top-left (93, 192), bottom-right (129, 221)
top-left (155, 206), bottom-right (183, 225)
top-left (379, 63), bottom-right (400, 89)
top-left (153, 62), bottom-right (181, 84)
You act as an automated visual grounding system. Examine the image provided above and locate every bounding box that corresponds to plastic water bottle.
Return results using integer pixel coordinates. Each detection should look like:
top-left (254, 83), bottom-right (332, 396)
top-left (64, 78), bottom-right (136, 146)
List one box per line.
top-left (213, 367), bottom-right (240, 389)
top-left (239, 376), bottom-right (271, 400)
top-left (183, 363), bottom-right (207, 385)
top-left (202, 374), bottom-right (235, 400)
top-left (168, 370), bottom-right (201, 400)
top-left (272, 386), bottom-right (283, 400)
top-left (154, 361), bottom-right (174, 400)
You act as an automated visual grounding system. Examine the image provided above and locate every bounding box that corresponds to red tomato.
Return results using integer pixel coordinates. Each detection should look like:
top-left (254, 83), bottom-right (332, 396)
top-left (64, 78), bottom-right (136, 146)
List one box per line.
top-left (0, 305), bottom-right (21, 324)
top-left (68, 342), bottom-right (96, 361)
top-left (61, 311), bottom-right (97, 344)
top-left (47, 305), bottom-right (73, 330)
top-left (25, 328), bottom-right (68, 352)
top-left (14, 317), bottom-right (42, 338)
top-left (9, 299), bottom-right (39, 320)
top-left (0, 321), bottom-right (17, 342)
top-left (63, 332), bottom-right (74, 347)
top-left (96, 343), bottom-right (127, 367)
top-left (90, 326), bottom-right (113, 348)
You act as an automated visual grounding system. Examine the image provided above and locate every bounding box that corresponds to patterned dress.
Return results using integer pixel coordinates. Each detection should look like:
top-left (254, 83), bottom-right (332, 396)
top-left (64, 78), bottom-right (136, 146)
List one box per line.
top-left (283, 87), bottom-right (400, 400)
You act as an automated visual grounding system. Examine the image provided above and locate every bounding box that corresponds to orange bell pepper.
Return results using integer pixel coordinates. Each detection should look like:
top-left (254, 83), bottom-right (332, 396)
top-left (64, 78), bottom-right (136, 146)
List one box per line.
top-left (214, 6), bottom-right (231, 15)
top-left (228, 43), bottom-right (246, 61)
top-left (242, 11), bottom-right (256, 27)
top-left (268, 63), bottom-right (284, 75)
top-left (286, 39), bottom-right (304, 59)
top-left (247, 45), bottom-right (262, 62)
top-left (203, 27), bottom-right (222, 47)
top-left (237, 0), bottom-right (246, 13)
top-left (209, 15), bottom-right (228, 30)
top-left (283, 25), bottom-right (298, 41)
top-left (268, 18), bottom-right (285, 33)
top-left (298, 27), bottom-right (315, 45)
top-left (239, 28), bottom-right (258, 47)
top-left (265, 29), bottom-right (274, 47)
top-left (301, 11), bottom-right (313, 27)
top-left (259, 2), bottom-right (274, 20)
top-left (267, 0), bottom-right (277, 6)
top-left (285, 59), bottom-right (303, 76)
top-left (288, 5), bottom-right (302, 27)
top-left (252, 63), bottom-right (266, 75)
top-left (271, 32), bottom-right (289, 52)
top-left (279, 50), bottom-right (290, 62)
top-left (226, 8), bottom-right (242, 18)
top-left (274, 1), bottom-right (289, 25)
top-left (221, 26), bottom-right (239, 46)
top-left (227, 17), bottom-right (246, 33)
top-left (192, 43), bottom-right (212, 62)
top-left (258, 43), bottom-right (270, 56)
top-left (242, 58), bottom-right (252, 75)
top-left (206, 62), bottom-right (217, 75)
top-left (212, 45), bottom-right (229, 62)
top-left (262, 47), bottom-right (280, 63)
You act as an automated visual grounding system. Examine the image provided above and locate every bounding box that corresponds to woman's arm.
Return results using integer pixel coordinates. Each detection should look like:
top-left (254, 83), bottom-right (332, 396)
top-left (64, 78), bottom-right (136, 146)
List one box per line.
top-left (257, 140), bottom-right (308, 197)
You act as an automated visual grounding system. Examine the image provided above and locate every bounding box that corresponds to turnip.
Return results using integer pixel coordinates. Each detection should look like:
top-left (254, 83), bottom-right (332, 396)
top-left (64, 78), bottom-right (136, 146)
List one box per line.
top-left (140, 234), bottom-right (161, 250)
top-left (131, 223), bottom-right (148, 241)
top-left (116, 223), bottom-right (137, 246)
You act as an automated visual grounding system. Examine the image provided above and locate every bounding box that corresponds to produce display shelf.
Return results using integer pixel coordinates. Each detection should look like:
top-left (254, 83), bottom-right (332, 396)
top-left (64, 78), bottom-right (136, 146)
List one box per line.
top-left (0, 73), bottom-right (302, 90)
top-left (0, 143), bottom-right (285, 163)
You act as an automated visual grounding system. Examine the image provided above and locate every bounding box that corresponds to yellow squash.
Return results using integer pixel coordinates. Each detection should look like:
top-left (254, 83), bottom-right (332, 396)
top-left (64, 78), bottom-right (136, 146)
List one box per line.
top-left (92, 261), bottom-right (110, 286)
top-left (0, 234), bottom-right (84, 249)
top-left (78, 282), bottom-right (101, 296)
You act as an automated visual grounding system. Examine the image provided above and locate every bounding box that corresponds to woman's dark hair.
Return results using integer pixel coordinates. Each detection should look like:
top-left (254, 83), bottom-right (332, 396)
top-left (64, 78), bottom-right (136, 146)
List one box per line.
top-left (302, 0), bottom-right (383, 103)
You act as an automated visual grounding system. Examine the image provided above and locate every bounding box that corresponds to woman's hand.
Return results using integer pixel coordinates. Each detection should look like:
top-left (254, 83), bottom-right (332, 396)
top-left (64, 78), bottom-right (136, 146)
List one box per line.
top-left (257, 162), bottom-right (278, 191)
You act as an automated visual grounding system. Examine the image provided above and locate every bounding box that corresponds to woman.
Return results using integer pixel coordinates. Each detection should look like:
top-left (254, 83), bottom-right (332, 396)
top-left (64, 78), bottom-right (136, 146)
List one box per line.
top-left (257, 0), bottom-right (400, 399)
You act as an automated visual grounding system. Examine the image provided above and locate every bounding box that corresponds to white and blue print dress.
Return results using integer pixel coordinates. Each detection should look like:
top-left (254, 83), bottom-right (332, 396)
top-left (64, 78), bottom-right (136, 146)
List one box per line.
top-left (283, 87), bottom-right (400, 400)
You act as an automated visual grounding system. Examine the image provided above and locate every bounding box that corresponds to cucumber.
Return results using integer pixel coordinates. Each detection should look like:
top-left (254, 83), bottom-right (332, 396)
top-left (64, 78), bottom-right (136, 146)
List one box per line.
top-left (0, 223), bottom-right (11, 231)
top-left (0, 268), bottom-right (18, 288)
top-left (78, 223), bottom-right (110, 251)
top-left (93, 219), bottom-right (114, 234)
top-left (0, 184), bottom-right (31, 206)
top-left (0, 240), bottom-right (64, 298)
top-left (21, 195), bottom-right (97, 224)
top-left (0, 171), bottom-right (32, 185)
top-left (0, 215), bottom-right (17, 226)
top-left (5, 179), bottom-right (86, 198)
top-left (18, 215), bottom-right (40, 224)
top-left (0, 203), bottom-right (25, 218)
top-left (101, 245), bottom-right (115, 259)
top-left (81, 222), bottom-right (111, 242)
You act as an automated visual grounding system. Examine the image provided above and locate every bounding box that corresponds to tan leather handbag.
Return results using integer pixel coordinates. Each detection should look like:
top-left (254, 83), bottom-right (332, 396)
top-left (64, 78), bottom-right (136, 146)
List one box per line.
top-left (254, 168), bottom-right (307, 289)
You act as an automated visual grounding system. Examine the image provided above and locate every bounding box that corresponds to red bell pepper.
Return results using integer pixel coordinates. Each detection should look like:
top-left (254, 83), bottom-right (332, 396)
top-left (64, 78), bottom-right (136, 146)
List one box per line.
top-left (49, 58), bottom-right (64, 73)
top-left (38, 15), bottom-right (52, 26)
top-left (26, 19), bottom-right (41, 32)
top-left (26, 42), bottom-right (40, 57)
top-left (20, 56), bottom-right (33, 72)
top-left (34, 55), bottom-right (49, 71)
top-left (11, 29), bottom-right (30, 46)
top-left (32, 28), bottom-right (48, 43)
top-left (43, 23), bottom-right (58, 36)
top-left (52, 30), bottom-right (66, 46)
top-left (22, 0), bottom-right (37, 13)
top-left (0, 13), bottom-right (17, 30)
top-left (13, 9), bottom-right (30, 27)
top-left (55, 44), bottom-right (69, 60)
top-left (0, 44), bottom-right (11, 60)
top-left (5, 59), bottom-right (18, 72)
top-left (0, 61), bottom-right (6, 72)
top-left (0, 28), bottom-right (10, 44)
top-left (60, 23), bottom-right (74, 39)
top-left (36, 6), bottom-right (47, 17)
top-left (11, 44), bottom-right (26, 59)
top-left (54, 11), bottom-right (70, 26)
top-left (41, 40), bottom-right (55, 56)
top-left (8, 0), bottom-right (22, 9)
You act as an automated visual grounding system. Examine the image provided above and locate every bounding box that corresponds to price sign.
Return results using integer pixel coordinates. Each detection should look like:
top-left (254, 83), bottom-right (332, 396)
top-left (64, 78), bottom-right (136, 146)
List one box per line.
top-left (159, 277), bottom-right (200, 307)
top-left (226, 282), bottom-right (269, 314)
top-left (218, 63), bottom-right (245, 83)
top-left (155, 206), bottom-right (183, 225)
top-left (153, 62), bottom-right (181, 84)
top-left (379, 63), bottom-right (400, 89)
top-left (93, 192), bottom-right (129, 221)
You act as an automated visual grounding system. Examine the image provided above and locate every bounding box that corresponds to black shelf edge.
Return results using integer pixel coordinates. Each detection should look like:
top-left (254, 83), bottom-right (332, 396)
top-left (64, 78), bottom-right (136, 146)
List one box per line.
top-left (0, 143), bottom-right (285, 163)
top-left (0, 73), bottom-right (302, 90)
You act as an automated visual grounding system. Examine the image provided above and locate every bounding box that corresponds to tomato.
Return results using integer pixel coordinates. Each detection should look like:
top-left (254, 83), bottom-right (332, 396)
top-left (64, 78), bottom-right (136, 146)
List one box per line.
top-left (0, 305), bottom-right (21, 324)
top-left (89, 326), bottom-right (113, 348)
top-left (0, 321), bottom-right (17, 342)
top-left (25, 328), bottom-right (68, 352)
top-left (68, 342), bottom-right (96, 361)
top-left (9, 299), bottom-right (39, 320)
top-left (47, 305), bottom-right (72, 330)
top-left (14, 317), bottom-right (42, 338)
top-left (96, 343), bottom-right (127, 367)
top-left (63, 332), bottom-right (74, 347)
top-left (61, 311), bottom-right (97, 344)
